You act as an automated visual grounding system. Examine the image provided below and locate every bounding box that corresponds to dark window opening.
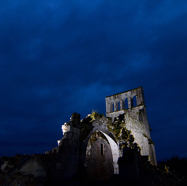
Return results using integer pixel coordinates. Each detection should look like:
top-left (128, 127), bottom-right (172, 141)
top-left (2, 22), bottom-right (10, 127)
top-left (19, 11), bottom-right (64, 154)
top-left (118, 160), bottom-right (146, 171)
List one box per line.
top-left (132, 96), bottom-right (137, 107)
top-left (101, 144), bottom-right (104, 155)
top-left (118, 101), bottom-right (120, 111)
top-left (124, 98), bottom-right (128, 109)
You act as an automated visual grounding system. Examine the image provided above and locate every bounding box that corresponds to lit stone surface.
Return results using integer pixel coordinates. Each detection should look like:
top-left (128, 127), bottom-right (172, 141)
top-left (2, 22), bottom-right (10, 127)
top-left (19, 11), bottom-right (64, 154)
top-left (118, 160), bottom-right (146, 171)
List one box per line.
top-left (105, 87), bottom-right (157, 165)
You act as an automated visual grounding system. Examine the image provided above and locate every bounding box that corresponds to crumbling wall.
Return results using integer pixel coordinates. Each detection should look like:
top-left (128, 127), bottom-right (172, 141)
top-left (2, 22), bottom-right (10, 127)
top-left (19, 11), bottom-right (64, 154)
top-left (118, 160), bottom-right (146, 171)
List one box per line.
top-left (86, 134), bottom-right (113, 180)
top-left (79, 114), bottom-right (120, 177)
top-left (105, 87), bottom-right (157, 165)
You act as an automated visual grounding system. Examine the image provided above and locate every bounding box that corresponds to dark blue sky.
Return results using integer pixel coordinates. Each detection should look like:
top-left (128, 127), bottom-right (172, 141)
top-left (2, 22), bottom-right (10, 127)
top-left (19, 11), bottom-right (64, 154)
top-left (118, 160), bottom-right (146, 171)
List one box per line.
top-left (0, 0), bottom-right (187, 161)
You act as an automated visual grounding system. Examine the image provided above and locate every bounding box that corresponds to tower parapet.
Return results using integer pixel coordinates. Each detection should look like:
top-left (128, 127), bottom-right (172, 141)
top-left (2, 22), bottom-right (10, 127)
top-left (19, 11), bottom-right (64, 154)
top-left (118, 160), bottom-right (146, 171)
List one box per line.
top-left (105, 87), bottom-right (157, 165)
top-left (106, 86), bottom-right (145, 118)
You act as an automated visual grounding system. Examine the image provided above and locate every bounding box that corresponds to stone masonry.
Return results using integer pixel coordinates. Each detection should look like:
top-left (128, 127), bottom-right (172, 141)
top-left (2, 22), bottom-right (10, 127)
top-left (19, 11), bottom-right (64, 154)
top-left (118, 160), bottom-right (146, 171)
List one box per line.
top-left (0, 87), bottom-right (157, 184)
top-left (105, 86), bottom-right (157, 165)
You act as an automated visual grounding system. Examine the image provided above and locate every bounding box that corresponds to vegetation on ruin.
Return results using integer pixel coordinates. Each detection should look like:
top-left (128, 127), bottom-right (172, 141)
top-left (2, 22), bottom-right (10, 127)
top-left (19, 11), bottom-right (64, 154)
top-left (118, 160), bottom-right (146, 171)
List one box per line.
top-left (143, 133), bottom-right (148, 138)
top-left (89, 131), bottom-right (108, 144)
top-left (107, 114), bottom-right (139, 149)
top-left (79, 111), bottom-right (104, 142)
top-left (107, 115), bottom-right (129, 140)
top-left (80, 111), bottom-right (142, 151)
top-left (148, 138), bottom-right (155, 145)
top-left (90, 110), bottom-right (104, 121)
top-left (143, 133), bottom-right (155, 145)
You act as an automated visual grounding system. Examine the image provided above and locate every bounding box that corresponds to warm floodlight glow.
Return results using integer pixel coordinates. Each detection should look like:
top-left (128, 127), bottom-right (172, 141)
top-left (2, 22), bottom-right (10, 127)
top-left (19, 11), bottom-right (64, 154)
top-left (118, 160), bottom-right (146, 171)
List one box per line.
top-left (61, 123), bottom-right (70, 135)
top-left (57, 140), bottom-right (60, 146)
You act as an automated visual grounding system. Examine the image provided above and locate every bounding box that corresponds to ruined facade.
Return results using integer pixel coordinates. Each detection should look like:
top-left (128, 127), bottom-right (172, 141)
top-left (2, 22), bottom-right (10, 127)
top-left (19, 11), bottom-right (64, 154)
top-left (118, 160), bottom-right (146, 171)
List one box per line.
top-left (50, 86), bottom-right (157, 179)
top-left (105, 86), bottom-right (157, 165)
top-left (1, 87), bottom-right (157, 184)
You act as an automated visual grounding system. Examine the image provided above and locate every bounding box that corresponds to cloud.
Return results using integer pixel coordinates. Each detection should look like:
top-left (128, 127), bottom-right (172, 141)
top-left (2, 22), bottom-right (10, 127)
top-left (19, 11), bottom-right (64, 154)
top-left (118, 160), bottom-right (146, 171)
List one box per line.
top-left (0, 0), bottom-right (187, 159)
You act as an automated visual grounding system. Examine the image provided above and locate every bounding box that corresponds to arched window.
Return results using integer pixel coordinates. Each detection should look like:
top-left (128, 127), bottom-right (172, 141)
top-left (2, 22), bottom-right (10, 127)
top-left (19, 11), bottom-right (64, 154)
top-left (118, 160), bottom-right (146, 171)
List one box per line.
top-left (118, 101), bottom-right (120, 111)
top-left (124, 98), bottom-right (128, 109)
top-left (132, 96), bottom-right (137, 107)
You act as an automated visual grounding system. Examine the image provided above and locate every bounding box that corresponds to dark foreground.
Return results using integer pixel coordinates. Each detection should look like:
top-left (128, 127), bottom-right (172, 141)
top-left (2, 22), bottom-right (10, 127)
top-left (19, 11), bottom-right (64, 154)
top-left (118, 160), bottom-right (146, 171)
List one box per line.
top-left (1, 154), bottom-right (187, 186)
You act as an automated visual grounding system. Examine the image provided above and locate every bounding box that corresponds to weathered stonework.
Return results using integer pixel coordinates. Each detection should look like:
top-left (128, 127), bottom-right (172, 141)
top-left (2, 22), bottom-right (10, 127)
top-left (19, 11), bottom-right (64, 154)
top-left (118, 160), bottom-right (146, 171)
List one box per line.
top-left (0, 87), bottom-right (157, 185)
top-left (105, 87), bottom-right (157, 165)
top-left (48, 87), bottom-right (156, 179)
top-left (86, 134), bottom-right (114, 180)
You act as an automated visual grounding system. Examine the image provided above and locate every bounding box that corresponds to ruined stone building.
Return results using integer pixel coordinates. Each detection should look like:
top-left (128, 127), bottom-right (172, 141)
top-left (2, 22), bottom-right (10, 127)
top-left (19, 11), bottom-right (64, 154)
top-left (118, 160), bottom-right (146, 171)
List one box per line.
top-left (1, 87), bottom-right (157, 184)
top-left (50, 86), bottom-right (157, 180)
top-left (105, 87), bottom-right (157, 165)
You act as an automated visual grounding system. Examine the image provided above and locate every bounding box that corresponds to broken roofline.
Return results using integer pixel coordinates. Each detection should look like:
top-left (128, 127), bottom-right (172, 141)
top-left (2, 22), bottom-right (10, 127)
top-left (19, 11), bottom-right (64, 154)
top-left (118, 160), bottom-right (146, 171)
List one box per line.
top-left (105, 86), bottom-right (143, 98)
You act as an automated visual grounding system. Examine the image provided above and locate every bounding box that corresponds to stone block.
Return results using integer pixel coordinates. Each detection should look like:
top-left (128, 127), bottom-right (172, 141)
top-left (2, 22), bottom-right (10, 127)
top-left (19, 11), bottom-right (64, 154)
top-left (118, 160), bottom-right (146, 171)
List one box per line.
top-left (20, 160), bottom-right (46, 177)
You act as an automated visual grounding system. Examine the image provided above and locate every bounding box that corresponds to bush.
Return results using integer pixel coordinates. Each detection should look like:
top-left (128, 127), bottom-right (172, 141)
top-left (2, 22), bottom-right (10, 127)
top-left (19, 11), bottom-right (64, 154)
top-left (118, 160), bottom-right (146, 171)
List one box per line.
top-left (160, 156), bottom-right (187, 179)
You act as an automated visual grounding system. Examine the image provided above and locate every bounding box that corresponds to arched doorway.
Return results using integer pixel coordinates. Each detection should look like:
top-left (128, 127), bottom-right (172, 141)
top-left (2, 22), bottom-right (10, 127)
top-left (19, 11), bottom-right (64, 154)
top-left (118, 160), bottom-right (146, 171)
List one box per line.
top-left (85, 129), bottom-right (119, 180)
top-left (100, 131), bottom-right (119, 174)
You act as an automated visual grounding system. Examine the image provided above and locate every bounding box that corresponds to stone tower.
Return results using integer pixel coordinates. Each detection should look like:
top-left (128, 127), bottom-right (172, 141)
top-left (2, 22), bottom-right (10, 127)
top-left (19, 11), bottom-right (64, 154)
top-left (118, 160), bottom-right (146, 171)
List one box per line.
top-left (105, 87), bottom-right (157, 165)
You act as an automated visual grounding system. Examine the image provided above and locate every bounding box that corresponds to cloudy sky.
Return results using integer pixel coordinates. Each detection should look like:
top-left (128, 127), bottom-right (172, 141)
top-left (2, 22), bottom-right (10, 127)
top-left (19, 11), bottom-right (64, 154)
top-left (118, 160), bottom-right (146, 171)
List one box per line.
top-left (0, 0), bottom-right (187, 161)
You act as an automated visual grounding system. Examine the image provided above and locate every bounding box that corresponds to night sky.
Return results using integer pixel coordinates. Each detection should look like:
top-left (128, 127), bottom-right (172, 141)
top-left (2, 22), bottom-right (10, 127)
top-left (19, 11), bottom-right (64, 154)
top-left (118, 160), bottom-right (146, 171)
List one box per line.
top-left (0, 0), bottom-right (187, 161)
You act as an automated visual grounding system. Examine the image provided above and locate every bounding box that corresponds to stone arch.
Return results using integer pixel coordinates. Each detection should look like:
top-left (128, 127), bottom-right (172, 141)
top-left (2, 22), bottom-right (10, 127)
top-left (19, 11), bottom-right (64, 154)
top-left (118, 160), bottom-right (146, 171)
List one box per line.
top-left (99, 131), bottom-right (119, 174)
top-left (83, 127), bottom-right (119, 175)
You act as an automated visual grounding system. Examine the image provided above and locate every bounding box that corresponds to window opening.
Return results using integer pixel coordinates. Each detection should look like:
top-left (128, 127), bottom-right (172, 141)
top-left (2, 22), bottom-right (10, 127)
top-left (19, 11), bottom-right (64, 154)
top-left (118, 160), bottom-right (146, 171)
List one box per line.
top-left (132, 96), bottom-right (137, 107)
top-left (124, 98), bottom-right (128, 109)
top-left (118, 101), bottom-right (120, 111)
